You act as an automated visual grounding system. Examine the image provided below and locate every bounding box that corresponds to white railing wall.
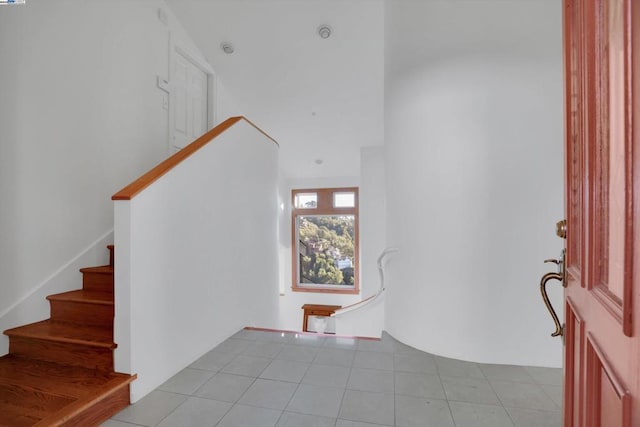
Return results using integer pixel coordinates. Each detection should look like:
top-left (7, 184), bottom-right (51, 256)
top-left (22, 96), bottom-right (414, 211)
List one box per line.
top-left (113, 118), bottom-right (279, 402)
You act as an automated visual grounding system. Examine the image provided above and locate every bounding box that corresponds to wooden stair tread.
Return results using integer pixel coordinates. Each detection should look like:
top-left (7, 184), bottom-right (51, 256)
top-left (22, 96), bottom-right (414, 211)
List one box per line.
top-left (79, 265), bottom-right (113, 274)
top-left (4, 320), bottom-right (115, 349)
top-left (34, 374), bottom-right (135, 427)
top-left (0, 355), bottom-right (119, 398)
top-left (0, 399), bottom-right (45, 427)
top-left (0, 382), bottom-right (75, 418)
top-left (47, 289), bottom-right (113, 305)
top-left (0, 355), bottom-right (135, 426)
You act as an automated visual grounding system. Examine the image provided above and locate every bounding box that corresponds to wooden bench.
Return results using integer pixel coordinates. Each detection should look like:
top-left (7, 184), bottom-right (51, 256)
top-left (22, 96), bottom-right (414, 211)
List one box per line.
top-left (301, 304), bottom-right (342, 332)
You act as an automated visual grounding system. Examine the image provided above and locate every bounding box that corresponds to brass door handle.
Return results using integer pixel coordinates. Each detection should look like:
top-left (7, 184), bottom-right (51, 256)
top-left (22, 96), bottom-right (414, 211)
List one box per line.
top-left (540, 271), bottom-right (564, 337)
top-left (556, 219), bottom-right (567, 239)
top-left (540, 249), bottom-right (566, 338)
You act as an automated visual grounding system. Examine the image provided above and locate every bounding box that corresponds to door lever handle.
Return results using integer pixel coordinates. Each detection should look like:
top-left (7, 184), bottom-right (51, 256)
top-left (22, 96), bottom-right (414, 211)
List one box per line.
top-left (540, 271), bottom-right (564, 337)
top-left (540, 249), bottom-right (566, 338)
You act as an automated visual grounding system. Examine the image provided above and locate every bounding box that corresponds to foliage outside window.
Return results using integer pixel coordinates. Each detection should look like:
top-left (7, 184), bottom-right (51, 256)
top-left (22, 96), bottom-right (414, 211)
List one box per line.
top-left (292, 187), bottom-right (359, 294)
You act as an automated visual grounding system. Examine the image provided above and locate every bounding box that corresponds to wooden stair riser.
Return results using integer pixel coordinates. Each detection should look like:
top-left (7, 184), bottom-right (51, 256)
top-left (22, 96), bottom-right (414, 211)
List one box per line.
top-left (9, 337), bottom-right (114, 371)
top-left (82, 271), bottom-right (113, 293)
top-left (49, 301), bottom-right (114, 327)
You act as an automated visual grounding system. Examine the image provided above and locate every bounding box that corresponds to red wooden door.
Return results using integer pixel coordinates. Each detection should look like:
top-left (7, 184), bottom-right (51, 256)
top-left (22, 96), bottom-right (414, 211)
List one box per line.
top-left (558, 0), bottom-right (639, 426)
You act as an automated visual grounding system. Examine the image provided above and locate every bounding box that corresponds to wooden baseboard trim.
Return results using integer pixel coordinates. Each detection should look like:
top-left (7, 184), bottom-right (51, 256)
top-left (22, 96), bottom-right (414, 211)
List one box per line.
top-left (243, 326), bottom-right (381, 341)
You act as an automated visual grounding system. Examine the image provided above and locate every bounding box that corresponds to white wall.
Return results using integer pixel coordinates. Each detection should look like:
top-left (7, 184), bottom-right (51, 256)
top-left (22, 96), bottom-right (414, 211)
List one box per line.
top-left (276, 148), bottom-right (387, 337)
top-left (335, 147), bottom-right (387, 337)
top-left (0, 0), bottom-right (239, 354)
top-left (115, 119), bottom-right (279, 402)
top-left (165, 0), bottom-right (385, 180)
top-left (384, 0), bottom-right (565, 367)
top-left (215, 80), bottom-right (243, 123)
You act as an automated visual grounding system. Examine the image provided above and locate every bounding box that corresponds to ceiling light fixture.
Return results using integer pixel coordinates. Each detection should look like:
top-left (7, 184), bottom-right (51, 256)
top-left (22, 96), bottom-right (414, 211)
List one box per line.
top-left (317, 25), bottom-right (332, 39)
top-left (221, 42), bottom-right (234, 54)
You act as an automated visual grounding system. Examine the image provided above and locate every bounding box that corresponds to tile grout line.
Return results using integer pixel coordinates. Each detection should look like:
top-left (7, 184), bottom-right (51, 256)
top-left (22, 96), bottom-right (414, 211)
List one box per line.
top-left (336, 345), bottom-right (358, 425)
top-left (482, 372), bottom-right (518, 427)
top-left (392, 351), bottom-right (397, 427)
top-left (213, 335), bottom-right (266, 427)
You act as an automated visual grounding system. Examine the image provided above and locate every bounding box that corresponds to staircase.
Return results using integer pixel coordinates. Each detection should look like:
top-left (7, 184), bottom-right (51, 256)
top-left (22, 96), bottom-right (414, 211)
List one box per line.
top-left (0, 245), bottom-right (136, 426)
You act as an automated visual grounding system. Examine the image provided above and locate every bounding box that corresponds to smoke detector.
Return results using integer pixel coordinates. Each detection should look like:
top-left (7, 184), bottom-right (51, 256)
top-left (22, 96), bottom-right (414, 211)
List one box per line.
top-left (317, 25), bottom-right (332, 39)
top-left (221, 42), bottom-right (234, 54)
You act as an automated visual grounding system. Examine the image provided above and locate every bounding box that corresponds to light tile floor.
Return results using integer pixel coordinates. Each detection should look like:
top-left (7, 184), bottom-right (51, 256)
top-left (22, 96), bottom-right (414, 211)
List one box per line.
top-left (103, 329), bottom-right (562, 427)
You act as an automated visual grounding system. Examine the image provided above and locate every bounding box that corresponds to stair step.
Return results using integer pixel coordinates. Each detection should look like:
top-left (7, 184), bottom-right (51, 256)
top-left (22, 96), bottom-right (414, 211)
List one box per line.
top-left (0, 355), bottom-right (135, 426)
top-left (48, 290), bottom-right (113, 305)
top-left (80, 265), bottom-right (114, 292)
top-left (0, 355), bottom-right (119, 398)
top-left (0, 244), bottom-right (135, 424)
top-left (5, 320), bottom-right (115, 370)
top-left (35, 374), bottom-right (134, 426)
top-left (47, 290), bottom-right (114, 326)
top-left (5, 319), bottom-right (114, 348)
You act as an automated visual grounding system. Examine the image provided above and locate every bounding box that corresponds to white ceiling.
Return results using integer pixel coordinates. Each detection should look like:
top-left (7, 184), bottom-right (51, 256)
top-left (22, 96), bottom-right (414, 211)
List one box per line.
top-left (165, 0), bottom-right (385, 180)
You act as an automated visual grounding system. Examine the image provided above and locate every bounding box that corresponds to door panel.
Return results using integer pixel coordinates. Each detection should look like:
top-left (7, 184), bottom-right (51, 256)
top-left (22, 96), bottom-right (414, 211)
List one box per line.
top-left (171, 50), bottom-right (209, 151)
top-left (587, 0), bottom-right (631, 332)
top-left (605, 0), bottom-right (625, 303)
top-left (561, 0), bottom-right (638, 425)
top-left (190, 68), bottom-right (207, 140)
top-left (564, 299), bottom-right (584, 427)
top-left (585, 334), bottom-right (630, 426)
top-left (174, 56), bottom-right (188, 138)
top-left (564, 0), bottom-right (584, 288)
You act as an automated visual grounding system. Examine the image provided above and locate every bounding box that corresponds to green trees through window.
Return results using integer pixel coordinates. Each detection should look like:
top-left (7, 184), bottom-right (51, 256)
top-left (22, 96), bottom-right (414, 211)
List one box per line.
top-left (292, 187), bottom-right (359, 294)
top-left (298, 215), bottom-right (355, 285)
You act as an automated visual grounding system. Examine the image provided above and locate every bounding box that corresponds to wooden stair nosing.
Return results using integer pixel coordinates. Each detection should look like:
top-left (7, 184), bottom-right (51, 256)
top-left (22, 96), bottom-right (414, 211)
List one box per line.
top-left (79, 265), bottom-right (113, 275)
top-left (47, 290), bottom-right (114, 306)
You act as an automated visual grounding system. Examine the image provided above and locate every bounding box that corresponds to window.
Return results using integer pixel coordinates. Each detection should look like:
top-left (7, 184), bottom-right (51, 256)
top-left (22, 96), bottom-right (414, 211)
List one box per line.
top-left (291, 187), bottom-right (359, 294)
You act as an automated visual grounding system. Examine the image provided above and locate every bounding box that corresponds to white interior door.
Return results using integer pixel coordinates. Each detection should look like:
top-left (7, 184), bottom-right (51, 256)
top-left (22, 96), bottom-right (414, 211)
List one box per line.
top-left (171, 50), bottom-right (208, 152)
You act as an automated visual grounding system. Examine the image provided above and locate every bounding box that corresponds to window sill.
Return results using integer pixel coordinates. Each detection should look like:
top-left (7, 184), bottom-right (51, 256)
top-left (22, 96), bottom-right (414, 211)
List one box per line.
top-left (292, 286), bottom-right (359, 295)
